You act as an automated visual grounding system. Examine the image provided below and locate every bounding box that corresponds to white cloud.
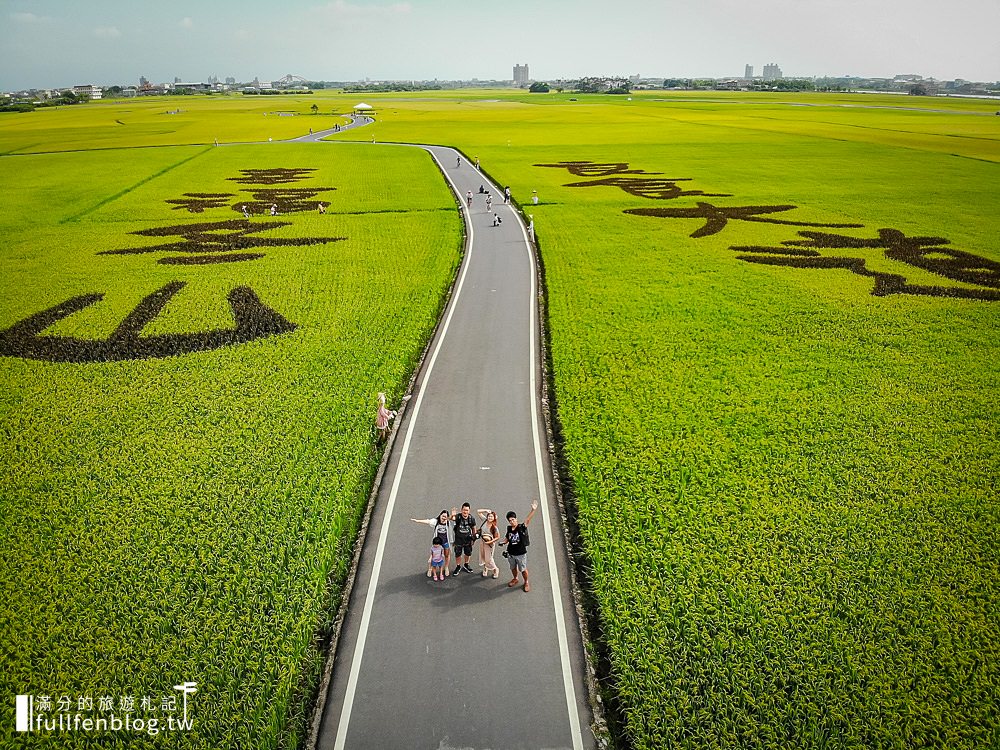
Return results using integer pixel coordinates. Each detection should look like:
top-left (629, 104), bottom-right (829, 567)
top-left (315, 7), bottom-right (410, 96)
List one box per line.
top-left (180, 17), bottom-right (194, 29)
top-left (10, 11), bottom-right (52, 23)
top-left (93, 26), bottom-right (122, 39)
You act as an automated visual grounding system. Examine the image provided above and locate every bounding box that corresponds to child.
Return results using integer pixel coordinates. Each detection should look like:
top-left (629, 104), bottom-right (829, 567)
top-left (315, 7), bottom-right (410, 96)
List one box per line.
top-left (411, 510), bottom-right (452, 577)
top-left (375, 392), bottom-right (396, 443)
top-left (477, 509), bottom-right (501, 578)
top-left (428, 536), bottom-right (446, 580)
top-left (492, 212), bottom-right (502, 227)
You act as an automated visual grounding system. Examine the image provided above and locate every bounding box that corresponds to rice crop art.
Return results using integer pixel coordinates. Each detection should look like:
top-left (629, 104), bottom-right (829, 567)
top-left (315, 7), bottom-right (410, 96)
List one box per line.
top-left (539, 160), bottom-right (1000, 301)
top-left (0, 141), bottom-right (463, 749)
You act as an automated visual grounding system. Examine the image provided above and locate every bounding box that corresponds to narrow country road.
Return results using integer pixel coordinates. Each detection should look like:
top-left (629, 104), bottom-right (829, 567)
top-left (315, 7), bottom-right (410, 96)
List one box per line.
top-left (309, 140), bottom-right (597, 749)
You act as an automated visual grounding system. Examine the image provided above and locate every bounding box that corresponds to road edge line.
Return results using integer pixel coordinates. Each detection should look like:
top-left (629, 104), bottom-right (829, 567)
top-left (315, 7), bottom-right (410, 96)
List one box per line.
top-left (328, 146), bottom-right (474, 750)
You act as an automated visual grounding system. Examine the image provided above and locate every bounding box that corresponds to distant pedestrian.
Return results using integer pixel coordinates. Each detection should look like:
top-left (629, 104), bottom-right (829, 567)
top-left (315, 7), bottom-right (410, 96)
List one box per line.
top-left (270, 203), bottom-right (278, 216)
top-left (528, 218), bottom-right (534, 241)
top-left (318, 202), bottom-right (326, 214)
top-left (485, 194), bottom-right (492, 212)
top-left (375, 392), bottom-right (396, 443)
top-left (241, 204), bottom-right (250, 219)
top-left (309, 127), bottom-right (313, 134)
top-left (450, 503), bottom-right (478, 575)
top-left (492, 212), bottom-right (502, 227)
top-left (532, 190), bottom-right (538, 205)
top-left (478, 185), bottom-right (485, 194)
top-left (214, 138), bottom-right (219, 147)
top-left (504, 186), bottom-right (511, 204)
top-left (501, 500), bottom-right (538, 592)
top-left (477, 509), bottom-right (501, 578)
top-left (456, 156), bottom-right (461, 168)
top-left (466, 190), bottom-right (473, 207)
top-left (428, 536), bottom-right (447, 581)
top-left (411, 511), bottom-right (453, 577)
top-left (474, 156), bottom-right (480, 169)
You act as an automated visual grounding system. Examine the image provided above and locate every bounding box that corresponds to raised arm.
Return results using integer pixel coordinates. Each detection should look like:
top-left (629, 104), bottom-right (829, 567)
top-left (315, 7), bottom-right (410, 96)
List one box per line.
top-left (523, 500), bottom-right (539, 526)
top-left (410, 517), bottom-right (433, 526)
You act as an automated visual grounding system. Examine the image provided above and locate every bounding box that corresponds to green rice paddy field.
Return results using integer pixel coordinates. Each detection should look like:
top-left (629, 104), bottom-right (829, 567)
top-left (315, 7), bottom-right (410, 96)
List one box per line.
top-left (338, 91), bottom-right (1000, 749)
top-left (0, 138), bottom-right (461, 748)
top-left (2, 91), bottom-right (999, 749)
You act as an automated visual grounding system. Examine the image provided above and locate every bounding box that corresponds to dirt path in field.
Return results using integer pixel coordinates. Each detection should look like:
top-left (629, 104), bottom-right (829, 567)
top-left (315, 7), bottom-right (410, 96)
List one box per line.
top-left (293, 135), bottom-right (597, 749)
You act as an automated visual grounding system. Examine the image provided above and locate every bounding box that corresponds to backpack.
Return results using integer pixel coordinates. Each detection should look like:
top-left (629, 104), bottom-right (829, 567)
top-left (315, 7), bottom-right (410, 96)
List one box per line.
top-left (518, 524), bottom-right (530, 548)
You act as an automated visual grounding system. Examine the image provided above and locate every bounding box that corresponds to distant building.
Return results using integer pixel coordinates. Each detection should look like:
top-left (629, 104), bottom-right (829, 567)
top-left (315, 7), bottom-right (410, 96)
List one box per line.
top-left (513, 63), bottom-right (529, 87)
top-left (73, 84), bottom-right (102, 100)
top-left (745, 64), bottom-right (754, 79)
top-left (762, 63), bottom-right (783, 81)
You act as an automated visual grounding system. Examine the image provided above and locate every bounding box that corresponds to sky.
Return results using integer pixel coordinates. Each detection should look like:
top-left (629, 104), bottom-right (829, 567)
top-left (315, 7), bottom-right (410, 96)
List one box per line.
top-left (2, 0), bottom-right (999, 90)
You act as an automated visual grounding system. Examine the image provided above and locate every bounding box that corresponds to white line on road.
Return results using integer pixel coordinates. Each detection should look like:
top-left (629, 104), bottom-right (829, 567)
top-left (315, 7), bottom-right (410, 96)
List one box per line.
top-left (517, 203), bottom-right (586, 750)
top-left (332, 148), bottom-right (476, 750)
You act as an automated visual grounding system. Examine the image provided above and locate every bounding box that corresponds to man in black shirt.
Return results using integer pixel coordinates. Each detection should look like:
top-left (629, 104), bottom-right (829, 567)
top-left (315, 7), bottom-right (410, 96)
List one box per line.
top-left (501, 500), bottom-right (538, 592)
top-left (450, 502), bottom-right (478, 575)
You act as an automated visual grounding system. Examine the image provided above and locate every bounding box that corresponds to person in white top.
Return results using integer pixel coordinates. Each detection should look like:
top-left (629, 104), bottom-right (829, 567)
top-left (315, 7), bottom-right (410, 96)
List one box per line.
top-left (411, 510), bottom-right (453, 577)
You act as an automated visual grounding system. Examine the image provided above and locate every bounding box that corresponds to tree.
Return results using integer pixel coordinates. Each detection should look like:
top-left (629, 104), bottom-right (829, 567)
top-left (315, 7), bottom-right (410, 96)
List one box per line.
top-left (310, 103), bottom-right (319, 114)
top-left (529, 82), bottom-right (550, 93)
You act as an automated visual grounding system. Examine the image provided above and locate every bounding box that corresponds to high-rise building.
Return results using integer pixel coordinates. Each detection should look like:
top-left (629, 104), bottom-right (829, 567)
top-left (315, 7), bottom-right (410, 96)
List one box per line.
top-left (513, 63), bottom-right (529, 87)
top-left (762, 63), bottom-right (783, 81)
top-left (745, 64), bottom-right (754, 79)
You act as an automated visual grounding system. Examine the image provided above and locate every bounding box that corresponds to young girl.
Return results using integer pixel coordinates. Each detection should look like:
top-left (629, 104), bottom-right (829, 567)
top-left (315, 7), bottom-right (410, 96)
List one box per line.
top-left (410, 510), bottom-right (452, 577)
top-left (476, 508), bottom-right (501, 578)
top-left (428, 536), bottom-right (446, 581)
top-left (375, 392), bottom-right (396, 444)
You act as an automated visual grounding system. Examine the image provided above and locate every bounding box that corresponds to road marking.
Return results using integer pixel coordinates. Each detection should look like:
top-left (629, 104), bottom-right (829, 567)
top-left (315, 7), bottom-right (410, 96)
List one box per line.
top-left (332, 147), bottom-right (475, 750)
top-left (516, 204), bottom-right (586, 750)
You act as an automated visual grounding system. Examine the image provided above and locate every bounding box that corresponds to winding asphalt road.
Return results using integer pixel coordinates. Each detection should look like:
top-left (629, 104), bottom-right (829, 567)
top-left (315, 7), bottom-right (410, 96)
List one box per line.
top-left (299, 125), bottom-right (597, 749)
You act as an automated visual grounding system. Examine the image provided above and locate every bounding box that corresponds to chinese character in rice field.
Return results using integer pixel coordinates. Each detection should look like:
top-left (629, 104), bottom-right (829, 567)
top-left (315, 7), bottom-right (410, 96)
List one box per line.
top-left (624, 202), bottom-right (863, 238)
top-left (534, 161), bottom-right (657, 177)
top-left (731, 229), bottom-right (1000, 301)
top-left (0, 281), bottom-right (297, 362)
top-left (563, 176), bottom-right (732, 201)
top-left (227, 167), bottom-right (319, 184)
top-left (233, 186), bottom-right (336, 215)
top-left (536, 160), bottom-right (729, 200)
top-left (0, 163), bottom-right (348, 361)
top-left (99, 219), bottom-right (346, 265)
top-left (165, 192), bottom-right (237, 213)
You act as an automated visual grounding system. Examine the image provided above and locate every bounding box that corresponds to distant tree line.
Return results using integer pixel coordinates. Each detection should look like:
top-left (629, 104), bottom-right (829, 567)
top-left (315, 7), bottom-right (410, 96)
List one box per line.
top-left (342, 83), bottom-right (443, 93)
top-left (1, 89), bottom-right (85, 113)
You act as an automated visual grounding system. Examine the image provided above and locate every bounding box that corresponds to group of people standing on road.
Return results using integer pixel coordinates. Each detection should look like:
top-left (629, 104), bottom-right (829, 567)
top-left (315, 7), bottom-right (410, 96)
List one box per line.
top-left (411, 500), bottom-right (538, 592)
